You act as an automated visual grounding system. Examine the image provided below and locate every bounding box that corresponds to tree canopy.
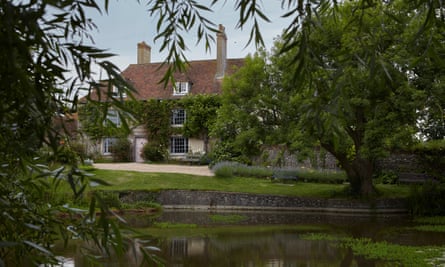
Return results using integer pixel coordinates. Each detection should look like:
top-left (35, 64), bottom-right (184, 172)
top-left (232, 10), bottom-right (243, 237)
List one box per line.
top-left (288, 0), bottom-right (427, 195)
top-left (212, 0), bottom-right (444, 196)
top-left (212, 51), bottom-right (301, 163)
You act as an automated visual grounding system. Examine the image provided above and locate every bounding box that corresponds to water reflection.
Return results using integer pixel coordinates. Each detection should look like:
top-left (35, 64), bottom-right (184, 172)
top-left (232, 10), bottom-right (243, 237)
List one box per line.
top-left (160, 233), bottom-right (345, 267)
top-left (54, 210), bottom-right (445, 266)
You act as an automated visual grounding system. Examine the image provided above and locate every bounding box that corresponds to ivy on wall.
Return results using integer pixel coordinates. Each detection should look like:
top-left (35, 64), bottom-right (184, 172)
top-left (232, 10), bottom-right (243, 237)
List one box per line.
top-left (79, 95), bottom-right (225, 161)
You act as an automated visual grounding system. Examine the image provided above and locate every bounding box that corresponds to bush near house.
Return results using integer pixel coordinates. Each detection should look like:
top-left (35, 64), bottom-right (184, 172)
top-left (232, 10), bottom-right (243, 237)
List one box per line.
top-left (142, 141), bottom-right (167, 162)
top-left (111, 138), bottom-right (132, 162)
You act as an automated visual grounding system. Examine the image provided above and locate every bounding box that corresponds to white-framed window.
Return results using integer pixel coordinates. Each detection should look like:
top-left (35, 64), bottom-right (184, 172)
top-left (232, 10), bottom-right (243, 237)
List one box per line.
top-left (112, 86), bottom-right (127, 98)
top-left (106, 109), bottom-right (121, 127)
top-left (103, 137), bottom-right (117, 154)
top-left (173, 82), bottom-right (190, 96)
top-left (171, 109), bottom-right (186, 126)
top-left (170, 136), bottom-right (189, 154)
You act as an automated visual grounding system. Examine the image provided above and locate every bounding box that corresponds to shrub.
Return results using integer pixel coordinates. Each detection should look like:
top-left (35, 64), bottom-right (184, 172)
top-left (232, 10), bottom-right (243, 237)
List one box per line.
top-left (211, 161), bottom-right (239, 178)
top-left (374, 170), bottom-right (398, 184)
top-left (292, 169), bottom-right (347, 184)
top-left (211, 161), bottom-right (347, 183)
top-left (211, 161), bottom-right (273, 178)
top-left (111, 137), bottom-right (132, 162)
top-left (408, 182), bottom-right (445, 216)
top-left (54, 145), bottom-right (79, 164)
top-left (208, 141), bottom-right (252, 167)
top-left (239, 165), bottom-right (273, 178)
top-left (272, 169), bottom-right (298, 179)
top-left (142, 142), bottom-right (167, 162)
top-left (70, 141), bottom-right (87, 162)
top-left (412, 140), bottom-right (445, 181)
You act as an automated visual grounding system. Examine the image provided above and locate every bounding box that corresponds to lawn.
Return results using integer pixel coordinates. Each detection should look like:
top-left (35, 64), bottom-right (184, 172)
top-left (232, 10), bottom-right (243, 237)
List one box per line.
top-left (86, 168), bottom-right (411, 199)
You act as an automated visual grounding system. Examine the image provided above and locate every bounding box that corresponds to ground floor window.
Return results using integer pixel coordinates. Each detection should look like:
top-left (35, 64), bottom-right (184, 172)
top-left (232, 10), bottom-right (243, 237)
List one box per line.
top-left (170, 136), bottom-right (188, 154)
top-left (103, 137), bottom-right (116, 154)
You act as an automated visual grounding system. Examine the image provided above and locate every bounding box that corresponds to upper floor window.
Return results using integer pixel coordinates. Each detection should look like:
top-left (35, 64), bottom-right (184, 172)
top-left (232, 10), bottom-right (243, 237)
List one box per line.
top-left (106, 109), bottom-right (121, 127)
top-left (112, 86), bottom-right (127, 98)
top-left (173, 82), bottom-right (190, 96)
top-left (171, 109), bottom-right (186, 126)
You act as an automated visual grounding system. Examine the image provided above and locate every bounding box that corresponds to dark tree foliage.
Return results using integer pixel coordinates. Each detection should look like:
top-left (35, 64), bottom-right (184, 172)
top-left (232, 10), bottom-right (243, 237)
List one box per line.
top-left (205, 0), bottom-right (444, 196)
top-left (0, 1), bottom-right (144, 266)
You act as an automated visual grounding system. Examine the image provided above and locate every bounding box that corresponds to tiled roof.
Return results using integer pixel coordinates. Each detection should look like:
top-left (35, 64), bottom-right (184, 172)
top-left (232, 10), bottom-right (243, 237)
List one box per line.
top-left (121, 58), bottom-right (244, 100)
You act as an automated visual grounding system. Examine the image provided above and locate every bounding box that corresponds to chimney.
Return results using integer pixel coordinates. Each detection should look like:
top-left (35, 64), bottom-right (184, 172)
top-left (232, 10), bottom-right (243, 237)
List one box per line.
top-left (215, 24), bottom-right (227, 79)
top-left (137, 41), bottom-right (151, 64)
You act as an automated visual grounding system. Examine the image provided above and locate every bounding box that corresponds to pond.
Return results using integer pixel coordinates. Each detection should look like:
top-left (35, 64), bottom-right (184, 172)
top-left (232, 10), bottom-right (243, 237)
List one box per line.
top-left (54, 210), bottom-right (445, 266)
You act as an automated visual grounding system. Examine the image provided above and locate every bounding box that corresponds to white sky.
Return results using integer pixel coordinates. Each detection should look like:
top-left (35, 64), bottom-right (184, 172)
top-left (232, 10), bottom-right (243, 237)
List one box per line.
top-left (86, 1), bottom-right (293, 72)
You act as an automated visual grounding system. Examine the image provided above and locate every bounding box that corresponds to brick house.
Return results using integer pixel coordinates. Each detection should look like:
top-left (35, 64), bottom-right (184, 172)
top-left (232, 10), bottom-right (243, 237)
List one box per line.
top-left (81, 25), bottom-right (244, 162)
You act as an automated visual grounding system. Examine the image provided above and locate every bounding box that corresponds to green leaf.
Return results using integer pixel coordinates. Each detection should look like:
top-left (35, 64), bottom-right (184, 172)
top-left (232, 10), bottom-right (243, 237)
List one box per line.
top-left (89, 177), bottom-right (111, 186)
top-left (23, 241), bottom-right (53, 256)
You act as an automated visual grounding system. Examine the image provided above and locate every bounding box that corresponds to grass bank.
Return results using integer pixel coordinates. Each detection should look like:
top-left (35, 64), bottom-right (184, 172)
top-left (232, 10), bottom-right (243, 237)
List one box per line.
top-left (85, 168), bottom-right (410, 199)
top-left (135, 224), bottom-right (328, 238)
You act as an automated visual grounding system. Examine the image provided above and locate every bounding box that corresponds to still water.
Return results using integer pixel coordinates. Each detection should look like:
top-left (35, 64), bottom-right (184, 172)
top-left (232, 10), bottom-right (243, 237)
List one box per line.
top-left (55, 210), bottom-right (445, 266)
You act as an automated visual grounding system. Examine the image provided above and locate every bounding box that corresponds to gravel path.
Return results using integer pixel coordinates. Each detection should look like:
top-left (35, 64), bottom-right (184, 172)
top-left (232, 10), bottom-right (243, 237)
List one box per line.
top-left (93, 163), bottom-right (214, 176)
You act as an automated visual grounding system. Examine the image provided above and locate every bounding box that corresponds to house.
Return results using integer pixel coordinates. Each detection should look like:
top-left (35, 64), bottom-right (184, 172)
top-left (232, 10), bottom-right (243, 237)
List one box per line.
top-left (81, 24), bottom-right (244, 162)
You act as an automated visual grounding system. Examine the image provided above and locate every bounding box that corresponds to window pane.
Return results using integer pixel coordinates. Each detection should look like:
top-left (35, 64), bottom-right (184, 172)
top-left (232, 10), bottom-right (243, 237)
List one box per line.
top-left (106, 109), bottom-right (121, 127)
top-left (171, 109), bottom-right (186, 125)
top-left (103, 137), bottom-right (116, 154)
top-left (173, 82), bottom-right (189, 95)
top-left (170, 137), bottom-right (188, 154)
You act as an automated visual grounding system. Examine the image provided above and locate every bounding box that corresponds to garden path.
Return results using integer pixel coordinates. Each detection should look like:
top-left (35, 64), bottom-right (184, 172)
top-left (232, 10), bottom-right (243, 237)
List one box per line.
top-left (93, 163), bottom-right (214, 176)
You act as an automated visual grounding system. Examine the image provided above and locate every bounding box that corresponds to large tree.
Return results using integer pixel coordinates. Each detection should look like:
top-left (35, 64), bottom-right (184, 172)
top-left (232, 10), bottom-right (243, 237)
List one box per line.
top-left (292, 1), bottom-right (445, 195)
top-left (287, 1), bottom-right (423, 196)
top-left (211, 1), bottom-right (444, 196)
top-left (212, 51), bottom-right (300, 163)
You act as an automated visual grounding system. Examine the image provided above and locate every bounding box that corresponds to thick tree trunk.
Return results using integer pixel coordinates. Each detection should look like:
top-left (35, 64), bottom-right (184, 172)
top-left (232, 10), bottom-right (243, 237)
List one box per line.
top-left (321, 142), bottom-right (376, 197)
top-left (343, 157), bottom-right (376, 197)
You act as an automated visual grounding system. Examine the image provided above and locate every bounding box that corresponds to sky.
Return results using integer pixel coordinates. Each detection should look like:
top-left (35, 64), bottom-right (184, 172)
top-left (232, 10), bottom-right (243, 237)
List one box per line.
top-left (86, 1), bottom-right (293, 72)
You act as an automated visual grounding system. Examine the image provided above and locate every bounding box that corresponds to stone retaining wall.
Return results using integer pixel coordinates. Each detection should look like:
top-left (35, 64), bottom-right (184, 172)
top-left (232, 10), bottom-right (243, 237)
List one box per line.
top-left (118, 190), bottom-right (408, 214)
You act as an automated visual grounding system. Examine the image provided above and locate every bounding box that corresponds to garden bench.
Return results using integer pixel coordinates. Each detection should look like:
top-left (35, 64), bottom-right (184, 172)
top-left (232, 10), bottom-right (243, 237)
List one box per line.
top-left (272, 172), bottom-right (298, 183)
top-left (183, 152), bottom-right (202, 165)
top-left (397, 172), bottom-right (436, 184)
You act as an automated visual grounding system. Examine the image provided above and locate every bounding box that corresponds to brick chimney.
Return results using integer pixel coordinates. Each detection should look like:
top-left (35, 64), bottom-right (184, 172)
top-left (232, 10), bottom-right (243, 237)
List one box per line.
top-left (137, 41), bottom-right (151, 64)
top-left (215, 24), bottom-right (227, 79)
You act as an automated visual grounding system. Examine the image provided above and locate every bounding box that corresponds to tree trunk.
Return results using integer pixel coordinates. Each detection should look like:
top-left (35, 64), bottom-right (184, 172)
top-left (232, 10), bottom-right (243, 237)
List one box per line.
top-left (321, 142), bottom-right (376, 197)
top-left (344, 157), bottom-right (376, 197)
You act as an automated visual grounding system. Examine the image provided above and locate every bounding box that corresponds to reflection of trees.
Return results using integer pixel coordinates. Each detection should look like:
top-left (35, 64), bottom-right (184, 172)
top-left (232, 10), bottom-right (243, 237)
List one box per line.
top-left (340, 249), bottom-right (377, 267)
top-left (165, 233), bottom-right (344, 266)
top-left (62, 233), bottom-right (387, 266)
top-left (340, 248), bottom-right (354, 267)
top-left (160, 233), bottom-right (388, 267)
top-left (55, 228), bottom-right (413, 267)
top-left (69, 238), bottom-right (162, 267)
